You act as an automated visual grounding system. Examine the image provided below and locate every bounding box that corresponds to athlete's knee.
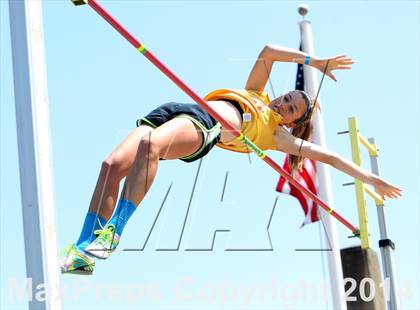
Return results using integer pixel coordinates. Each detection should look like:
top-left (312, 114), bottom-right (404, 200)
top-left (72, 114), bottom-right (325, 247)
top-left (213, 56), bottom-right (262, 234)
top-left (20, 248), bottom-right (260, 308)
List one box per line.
top-left (102, 153), bottom-right (128, 180)
top-left (136, 136), bottom-right (161, 161)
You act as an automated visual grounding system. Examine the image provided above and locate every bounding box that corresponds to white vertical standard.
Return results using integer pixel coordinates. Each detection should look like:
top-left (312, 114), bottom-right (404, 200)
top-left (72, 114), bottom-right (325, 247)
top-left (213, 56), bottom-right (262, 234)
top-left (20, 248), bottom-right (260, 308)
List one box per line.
top-left (8, 0), bottom-right (61, 309)
top-left (298, 9), bottom-right (347, 310)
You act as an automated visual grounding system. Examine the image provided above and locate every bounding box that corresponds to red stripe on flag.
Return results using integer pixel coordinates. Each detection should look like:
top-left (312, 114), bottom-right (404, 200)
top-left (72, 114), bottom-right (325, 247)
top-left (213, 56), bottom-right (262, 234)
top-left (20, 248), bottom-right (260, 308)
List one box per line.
top-left (290, 185), bottom-right (309, 215)
top-left (276, 155), bottom-right (319, 226)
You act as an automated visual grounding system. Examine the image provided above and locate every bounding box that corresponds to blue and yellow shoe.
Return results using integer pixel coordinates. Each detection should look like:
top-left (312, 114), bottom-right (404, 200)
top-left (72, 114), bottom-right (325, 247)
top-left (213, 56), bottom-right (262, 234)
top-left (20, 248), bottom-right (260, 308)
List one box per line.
top-left (60, 244), bottom-right (95, 275)
top-left (85, 224), bottom-right (120, 259)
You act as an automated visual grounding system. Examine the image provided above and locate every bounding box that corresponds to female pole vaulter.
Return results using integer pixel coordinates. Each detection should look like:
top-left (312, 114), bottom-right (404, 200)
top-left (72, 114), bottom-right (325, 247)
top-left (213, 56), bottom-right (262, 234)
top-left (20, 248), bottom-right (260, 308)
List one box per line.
top-left (61, 44), bottom-right (402, 274)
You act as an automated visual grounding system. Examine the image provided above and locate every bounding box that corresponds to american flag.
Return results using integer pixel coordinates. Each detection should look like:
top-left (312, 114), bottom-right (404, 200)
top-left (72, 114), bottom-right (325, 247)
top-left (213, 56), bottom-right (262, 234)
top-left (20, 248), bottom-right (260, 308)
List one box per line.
top-left (275, 45), bottom-right (320, 227)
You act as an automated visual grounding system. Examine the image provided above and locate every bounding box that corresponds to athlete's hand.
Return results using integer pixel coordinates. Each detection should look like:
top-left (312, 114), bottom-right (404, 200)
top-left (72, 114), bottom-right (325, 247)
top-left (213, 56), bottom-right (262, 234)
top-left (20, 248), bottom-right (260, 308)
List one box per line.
top-left (372, 177), bottom-right (402, 200)
top-left (312, 55), bottom-right (354, 82)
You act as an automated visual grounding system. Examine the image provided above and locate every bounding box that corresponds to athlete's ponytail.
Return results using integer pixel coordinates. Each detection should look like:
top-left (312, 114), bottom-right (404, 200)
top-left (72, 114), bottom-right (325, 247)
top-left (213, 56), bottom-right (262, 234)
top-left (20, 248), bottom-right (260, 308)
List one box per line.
top-left (289, 95), bottom-right (317, 173)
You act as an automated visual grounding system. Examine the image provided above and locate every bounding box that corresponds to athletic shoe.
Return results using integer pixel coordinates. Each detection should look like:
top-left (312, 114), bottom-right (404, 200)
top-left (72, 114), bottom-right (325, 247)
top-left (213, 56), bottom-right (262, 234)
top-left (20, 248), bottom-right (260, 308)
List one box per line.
top-left (60, 244), bottom-right (95, 275)
top-left (85, 224), bottom-right (120, 259)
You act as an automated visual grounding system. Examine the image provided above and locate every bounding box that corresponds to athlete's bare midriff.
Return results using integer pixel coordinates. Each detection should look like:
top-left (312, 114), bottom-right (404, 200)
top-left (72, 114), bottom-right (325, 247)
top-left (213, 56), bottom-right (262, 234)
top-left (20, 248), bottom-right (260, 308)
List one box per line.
top-left (206, 100), bottom-right (243, 143)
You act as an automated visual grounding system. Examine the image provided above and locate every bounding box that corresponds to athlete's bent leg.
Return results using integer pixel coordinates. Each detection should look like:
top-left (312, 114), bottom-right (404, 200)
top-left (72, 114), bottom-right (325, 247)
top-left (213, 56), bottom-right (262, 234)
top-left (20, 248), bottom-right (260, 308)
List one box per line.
top-left (62, 125), bottom-right (155, 273)
top-left (85, 118), bottom-right (203, 259)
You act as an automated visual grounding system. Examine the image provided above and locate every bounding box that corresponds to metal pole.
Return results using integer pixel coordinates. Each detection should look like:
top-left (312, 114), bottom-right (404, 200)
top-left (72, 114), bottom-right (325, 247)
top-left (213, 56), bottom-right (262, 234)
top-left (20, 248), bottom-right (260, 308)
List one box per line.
top-left (8, 0), bottom-right (61, 309)
top-left (299, 7), bottom-right (347, 309)
top-left (368, 137), bottom-right (400, 310)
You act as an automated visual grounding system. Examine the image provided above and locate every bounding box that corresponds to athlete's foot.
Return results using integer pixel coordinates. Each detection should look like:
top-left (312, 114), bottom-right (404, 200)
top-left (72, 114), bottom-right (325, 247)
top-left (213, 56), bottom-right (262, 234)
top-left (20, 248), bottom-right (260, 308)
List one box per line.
top-left (85, 224), bottom-right (120, 259)
top-left (60, 244), bottom-right (95, 275)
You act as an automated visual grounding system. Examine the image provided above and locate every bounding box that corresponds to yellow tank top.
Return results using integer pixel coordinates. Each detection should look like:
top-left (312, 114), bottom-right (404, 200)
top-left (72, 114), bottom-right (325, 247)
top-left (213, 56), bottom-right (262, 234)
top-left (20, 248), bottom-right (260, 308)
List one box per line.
top-left (204, 89), bottom-right (284, 153)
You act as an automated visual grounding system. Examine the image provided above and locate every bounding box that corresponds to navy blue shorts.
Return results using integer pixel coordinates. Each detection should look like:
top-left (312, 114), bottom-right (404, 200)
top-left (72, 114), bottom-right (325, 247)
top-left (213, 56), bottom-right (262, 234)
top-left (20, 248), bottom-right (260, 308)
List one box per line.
top-left (136, 102), bottom-right (221, 163)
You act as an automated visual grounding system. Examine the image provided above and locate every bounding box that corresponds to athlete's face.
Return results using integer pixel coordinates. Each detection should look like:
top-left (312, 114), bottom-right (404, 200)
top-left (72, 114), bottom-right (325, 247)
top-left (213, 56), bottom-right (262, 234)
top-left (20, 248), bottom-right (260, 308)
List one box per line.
top-left (269, 90), bottom-right (307, 128)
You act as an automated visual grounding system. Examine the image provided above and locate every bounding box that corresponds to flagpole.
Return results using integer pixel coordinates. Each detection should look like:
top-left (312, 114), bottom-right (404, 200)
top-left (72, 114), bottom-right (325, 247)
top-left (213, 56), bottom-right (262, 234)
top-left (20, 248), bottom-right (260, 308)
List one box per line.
top-left (298, 5), bottom-right (347, 309)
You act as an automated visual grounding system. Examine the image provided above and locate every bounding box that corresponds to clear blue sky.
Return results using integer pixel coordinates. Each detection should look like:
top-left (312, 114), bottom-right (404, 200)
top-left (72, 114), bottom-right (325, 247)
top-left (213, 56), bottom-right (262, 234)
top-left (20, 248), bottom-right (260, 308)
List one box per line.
top-left (1, 1), bottom-right (419, 309)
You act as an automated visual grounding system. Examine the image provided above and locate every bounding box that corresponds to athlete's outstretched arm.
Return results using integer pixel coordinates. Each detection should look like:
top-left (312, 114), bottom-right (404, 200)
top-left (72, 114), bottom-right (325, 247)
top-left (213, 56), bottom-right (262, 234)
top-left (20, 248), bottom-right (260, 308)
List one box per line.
top-left (245, 44), bottom-right (354, 92)
top-left (275, 126), bottom-right (402, 200)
